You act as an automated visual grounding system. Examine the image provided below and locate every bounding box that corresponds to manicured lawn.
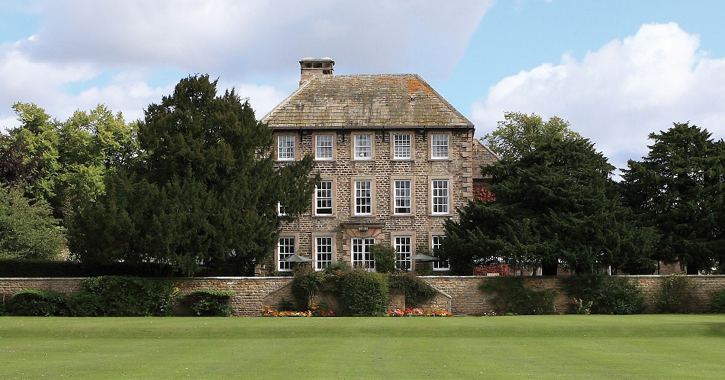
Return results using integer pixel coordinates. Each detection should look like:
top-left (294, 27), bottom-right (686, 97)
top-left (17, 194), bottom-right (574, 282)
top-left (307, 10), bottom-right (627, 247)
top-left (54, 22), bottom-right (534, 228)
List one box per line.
top-left (1, 315), bottom-right (723, 379)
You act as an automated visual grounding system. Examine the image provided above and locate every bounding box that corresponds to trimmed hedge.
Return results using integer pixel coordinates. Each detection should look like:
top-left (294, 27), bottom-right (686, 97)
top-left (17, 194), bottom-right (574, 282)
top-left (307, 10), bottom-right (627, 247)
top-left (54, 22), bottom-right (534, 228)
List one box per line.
top-left (0, 259), bottom-right (255, 278)
top-left (337, 270), bottom-right (389, 316)
top-left (180, 290), bottom-right (234, 316)
top-left (10, 289), bottom-right (69, 316)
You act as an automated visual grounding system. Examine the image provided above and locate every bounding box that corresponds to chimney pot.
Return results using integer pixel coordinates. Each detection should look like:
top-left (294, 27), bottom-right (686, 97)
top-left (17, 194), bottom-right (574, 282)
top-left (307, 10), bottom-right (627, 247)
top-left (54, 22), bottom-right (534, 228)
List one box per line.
top-left (299, 57), bottom-right (335, 86)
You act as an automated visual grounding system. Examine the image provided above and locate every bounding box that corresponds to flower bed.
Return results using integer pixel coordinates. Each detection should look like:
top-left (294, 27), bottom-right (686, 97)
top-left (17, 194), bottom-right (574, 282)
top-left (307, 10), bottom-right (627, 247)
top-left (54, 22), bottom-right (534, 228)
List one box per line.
top-left (386, 307), bottom-right (451, 317)
top-left (261, 304), bottom-right (335, 317)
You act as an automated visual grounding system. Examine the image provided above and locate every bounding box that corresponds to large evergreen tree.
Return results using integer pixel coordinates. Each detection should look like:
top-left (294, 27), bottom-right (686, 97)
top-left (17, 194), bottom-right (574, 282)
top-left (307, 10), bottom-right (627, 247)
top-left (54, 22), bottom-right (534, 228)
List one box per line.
top-left (70, 75), bottom-right (317, 275)
top-left (440, 137), bottom-right (656, 275)
top-left (622, 122), bottom-right (724, 273)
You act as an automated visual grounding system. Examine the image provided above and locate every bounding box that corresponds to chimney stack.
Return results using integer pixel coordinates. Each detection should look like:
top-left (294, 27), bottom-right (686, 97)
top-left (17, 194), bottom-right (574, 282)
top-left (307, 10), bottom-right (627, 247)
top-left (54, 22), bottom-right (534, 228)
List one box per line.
top-left (299, 57), bottom-right (334, 86)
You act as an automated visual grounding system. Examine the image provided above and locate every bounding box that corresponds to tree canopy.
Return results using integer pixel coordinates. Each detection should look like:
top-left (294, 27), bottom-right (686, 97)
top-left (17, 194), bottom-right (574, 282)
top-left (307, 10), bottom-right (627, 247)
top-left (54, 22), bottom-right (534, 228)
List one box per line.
top-left (0, 186), bottom-right (66, 260)
top-left (482, 112), bottom-right (582, 160)
top-left (621, 122), bottom-right (724, 273)
top-left (440, 136), bottom-right (656, 275)
top-left (69, 75), bottom-right (317, 275)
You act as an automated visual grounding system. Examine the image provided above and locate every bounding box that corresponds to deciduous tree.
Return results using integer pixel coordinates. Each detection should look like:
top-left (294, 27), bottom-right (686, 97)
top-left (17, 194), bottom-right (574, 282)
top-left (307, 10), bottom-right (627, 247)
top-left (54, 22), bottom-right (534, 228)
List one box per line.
top-left (0, 186), bottom-right (66, 260)
top-left (483, 112), bottom-right (581, 160)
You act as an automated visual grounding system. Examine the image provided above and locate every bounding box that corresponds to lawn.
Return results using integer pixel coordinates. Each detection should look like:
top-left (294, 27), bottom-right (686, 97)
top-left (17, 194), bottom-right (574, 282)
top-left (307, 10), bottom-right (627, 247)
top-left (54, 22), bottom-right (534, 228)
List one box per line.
top-left (1, 315), bottom-right (723, 379)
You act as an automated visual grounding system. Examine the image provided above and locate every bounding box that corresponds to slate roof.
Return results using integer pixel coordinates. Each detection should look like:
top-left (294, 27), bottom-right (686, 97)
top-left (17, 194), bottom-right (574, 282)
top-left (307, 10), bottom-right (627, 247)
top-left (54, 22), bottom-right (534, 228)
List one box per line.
top-left (261, 74), bottom-right (473, 130)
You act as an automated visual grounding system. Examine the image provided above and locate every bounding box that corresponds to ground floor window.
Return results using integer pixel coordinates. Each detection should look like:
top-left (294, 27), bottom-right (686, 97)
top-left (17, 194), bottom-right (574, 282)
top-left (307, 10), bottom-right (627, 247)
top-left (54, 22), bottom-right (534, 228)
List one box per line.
top-left (394, 236), bottom-right (412, 271)
top-left (277, 237), bottom-right (295, 272)
top-left (352, 237), bottom-right (375, 270)
top-left (315, 237), bottom-right (333, 271)
top-left (431, 235), bottom-right (450, 271)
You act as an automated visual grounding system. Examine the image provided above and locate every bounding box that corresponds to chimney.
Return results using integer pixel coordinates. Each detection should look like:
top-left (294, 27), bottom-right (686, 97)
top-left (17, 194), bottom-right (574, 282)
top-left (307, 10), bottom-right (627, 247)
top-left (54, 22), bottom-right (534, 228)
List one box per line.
top-left (299, 57), bottom-right (335, 86)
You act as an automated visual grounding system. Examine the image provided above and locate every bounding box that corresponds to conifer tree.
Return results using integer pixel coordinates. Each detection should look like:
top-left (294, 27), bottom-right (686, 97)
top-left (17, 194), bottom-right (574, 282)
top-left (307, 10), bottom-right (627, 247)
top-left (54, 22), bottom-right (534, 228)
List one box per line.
top-left (70, 75), bottom-right (317, 275)
top-left (440, 138), bottom-right (656, 275)
top-left (622, 122), bottom-right (724, 273)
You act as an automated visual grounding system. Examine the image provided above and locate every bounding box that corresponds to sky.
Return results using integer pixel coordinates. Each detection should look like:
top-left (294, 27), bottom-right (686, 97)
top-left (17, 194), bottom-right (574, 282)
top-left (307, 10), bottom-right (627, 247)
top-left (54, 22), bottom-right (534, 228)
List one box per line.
top-left (1, 0), bottom-right (724, 172)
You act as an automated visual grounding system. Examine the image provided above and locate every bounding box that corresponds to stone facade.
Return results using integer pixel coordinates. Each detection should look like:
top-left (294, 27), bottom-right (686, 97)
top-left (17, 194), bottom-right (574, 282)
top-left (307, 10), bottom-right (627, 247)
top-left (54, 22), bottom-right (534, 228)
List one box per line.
top-left (2, 275), bottom-right (723, 316)
top-left (260, 58), bottom-right (484, 274)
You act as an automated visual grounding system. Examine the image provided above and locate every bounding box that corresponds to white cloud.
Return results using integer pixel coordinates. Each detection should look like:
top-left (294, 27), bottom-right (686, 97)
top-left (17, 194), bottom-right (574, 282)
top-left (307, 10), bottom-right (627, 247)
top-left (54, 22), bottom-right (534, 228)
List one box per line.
top-left (2, 0), bottom-right (491, 130)
top-left (22, 0), bottom-right (491, 79)
top-left (472, 22), bottom-right (725, 171)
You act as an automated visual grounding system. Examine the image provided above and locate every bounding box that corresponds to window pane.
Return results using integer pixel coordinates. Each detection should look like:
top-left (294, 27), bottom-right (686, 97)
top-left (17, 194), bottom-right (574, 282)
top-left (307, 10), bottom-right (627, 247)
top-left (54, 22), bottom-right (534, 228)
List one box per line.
top-left (316, 135), bottom-right (333, 160)
top-left (354, 134), bottom-right (372, 159)
top-left (278, 237), bottom-right (295, 271)
top-left (278, 135), bottom-right (295, 160)
top-left (394, 180), bottom-right (411, 214)
top-left (355, 180), bottom-right (372, 215)
top-left (316, 180), bottom-right (333, 215)
top-left (315, 237), bottom-right (333, 271)
top-left (393, 134), bottom-right (411, 159)
top-left (431, 133), bottom-right (448, 159)
top-left (432, 180), bottom-right (449, 214)
top-left (394, 236), bottom-right (412, 271)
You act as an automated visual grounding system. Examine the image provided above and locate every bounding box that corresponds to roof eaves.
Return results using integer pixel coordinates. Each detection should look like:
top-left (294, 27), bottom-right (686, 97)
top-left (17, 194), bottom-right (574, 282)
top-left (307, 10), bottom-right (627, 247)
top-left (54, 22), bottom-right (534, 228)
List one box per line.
top-left (413, 74), bottom-right (474, 128)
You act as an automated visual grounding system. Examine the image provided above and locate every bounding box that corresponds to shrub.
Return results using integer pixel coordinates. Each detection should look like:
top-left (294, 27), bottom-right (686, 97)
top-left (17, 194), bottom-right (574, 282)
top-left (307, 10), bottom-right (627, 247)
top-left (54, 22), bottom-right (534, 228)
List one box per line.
top-left (594, 277), bottom-right (645, 315)
top-left (322, 261), bottom-right (351, 275)
top-left (180, 290), bottom-right (234, 317)
top-left (10, 289), bottom-right (68, 316)
top-left (371, 244), bottom-right (397, 274)
top-left (560, 275), bottom-right (645, 315)
top-left (291, 270), bottom-right (328, 310)
top-left (710, 289), bottom-right (725, 313)
top-left (0, 294), bottom-right (8, 316)
top-left (276, 297), bottom-right (296, 311)
top-left (479, 277), bottom-right (555, 315)
top-left (337, 270), bottom-right (388, 316)
top-left (388, 273), bottom-right (437, 308)
top-left (65, 292), bottom-right (104, 317)
top-left (653, 275), bottom-right (693, 313)
top-left (81, 276), bottom-right (177, 316)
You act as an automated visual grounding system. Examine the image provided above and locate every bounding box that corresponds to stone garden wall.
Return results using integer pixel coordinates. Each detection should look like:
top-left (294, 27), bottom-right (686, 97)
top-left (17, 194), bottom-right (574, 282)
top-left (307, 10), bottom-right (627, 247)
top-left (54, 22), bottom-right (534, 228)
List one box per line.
top-left (2, 275), bottom-right (724, 316)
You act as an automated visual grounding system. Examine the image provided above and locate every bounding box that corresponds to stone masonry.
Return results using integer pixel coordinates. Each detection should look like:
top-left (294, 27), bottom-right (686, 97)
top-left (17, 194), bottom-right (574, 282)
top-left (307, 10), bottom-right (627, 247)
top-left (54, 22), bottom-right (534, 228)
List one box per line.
top-left (2, 275), bottom-right (724, 316)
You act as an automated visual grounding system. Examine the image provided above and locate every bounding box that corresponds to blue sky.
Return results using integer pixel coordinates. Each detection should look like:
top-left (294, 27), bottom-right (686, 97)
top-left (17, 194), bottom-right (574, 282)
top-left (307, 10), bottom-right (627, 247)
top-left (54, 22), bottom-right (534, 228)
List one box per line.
top-left (1, 0), bottom-right (724, 171)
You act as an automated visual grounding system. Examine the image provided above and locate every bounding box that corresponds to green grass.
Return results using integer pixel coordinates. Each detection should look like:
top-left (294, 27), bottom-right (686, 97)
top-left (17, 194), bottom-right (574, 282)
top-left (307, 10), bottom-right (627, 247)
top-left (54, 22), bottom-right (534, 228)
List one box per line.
top-left (1, 315), bottom-right (724, 379)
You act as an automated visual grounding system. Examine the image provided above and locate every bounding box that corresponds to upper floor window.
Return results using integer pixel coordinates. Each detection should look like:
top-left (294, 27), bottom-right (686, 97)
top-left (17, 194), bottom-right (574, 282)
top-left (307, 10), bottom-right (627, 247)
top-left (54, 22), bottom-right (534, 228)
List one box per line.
top-left (315, 180), bottom-right (333, 215)
top-left (394, 235), bottom-right (412, 271)
top-left (354, 134), bottom-right (372, 160)
top-left (431, 133), bottom-right (449, 159)
top-left (315, 135), bottom-right (334, 160)
top-left (278, 135), bottom-right (296, 161)
top-left (432, 179), bottom-right (450, 214)
top-left (354, 180), bottom-right (372, 215)
top-left (394, 180), bottom-right (412, 214)
top-left (277, 236), bottom-right (295, 272)
top-left (393, 134), bottom-right (412, 159)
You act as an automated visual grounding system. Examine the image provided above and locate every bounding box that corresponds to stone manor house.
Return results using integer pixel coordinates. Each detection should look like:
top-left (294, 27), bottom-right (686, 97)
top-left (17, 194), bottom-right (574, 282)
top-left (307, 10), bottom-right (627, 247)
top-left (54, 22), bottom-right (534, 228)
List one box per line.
top-left (260, 58), bottom-right (496, 274)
